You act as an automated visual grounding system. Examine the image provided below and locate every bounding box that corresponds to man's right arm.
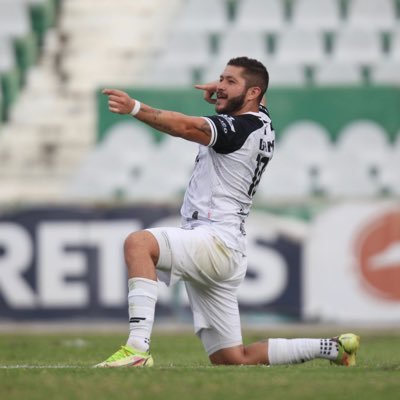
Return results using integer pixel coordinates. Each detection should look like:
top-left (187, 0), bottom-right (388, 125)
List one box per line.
top-left (103, 88), bottom-right (213, 146)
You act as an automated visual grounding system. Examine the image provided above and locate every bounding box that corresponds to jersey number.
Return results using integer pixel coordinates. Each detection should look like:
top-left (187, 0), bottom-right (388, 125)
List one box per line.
top-left (248, 154), bottom-right (270, 197)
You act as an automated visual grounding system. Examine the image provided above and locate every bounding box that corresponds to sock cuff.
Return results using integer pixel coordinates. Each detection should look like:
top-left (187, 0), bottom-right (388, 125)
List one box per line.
top-left (128, 277), bottom-right (158, 291)
top-left (268, 338), bottom-right (285, 365)
top-left (128, 288), bottom-right (158, 302)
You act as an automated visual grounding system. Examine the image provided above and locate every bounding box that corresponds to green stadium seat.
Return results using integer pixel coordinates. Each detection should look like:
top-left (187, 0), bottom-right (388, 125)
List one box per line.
top-left (27, 0), bottom-right (57, 47)
top-left (0, 1), bottom-right (57, 121)
top-left (1, 68), bottom-right (21, 121)
top-left (14, 32), bottom-right (38, 85)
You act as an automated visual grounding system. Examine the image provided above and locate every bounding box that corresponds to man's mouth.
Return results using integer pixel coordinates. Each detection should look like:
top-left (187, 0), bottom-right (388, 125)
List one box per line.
top-left (216, 92), bottom-right (227, 99)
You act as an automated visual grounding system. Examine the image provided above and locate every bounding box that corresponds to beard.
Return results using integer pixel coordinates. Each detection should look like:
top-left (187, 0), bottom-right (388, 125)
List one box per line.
top-left (215, 92), bottom-right (246, 115)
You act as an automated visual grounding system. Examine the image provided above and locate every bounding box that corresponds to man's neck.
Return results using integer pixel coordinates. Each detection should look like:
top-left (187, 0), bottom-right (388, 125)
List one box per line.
top-left (231, 102), bottom-right (260, 116)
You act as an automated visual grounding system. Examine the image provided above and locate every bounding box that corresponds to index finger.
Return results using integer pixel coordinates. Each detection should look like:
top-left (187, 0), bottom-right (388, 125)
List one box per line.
top-left (194, 82), bottom-right (218, 91)
top-left (194, 84), bottom-right (209, 90)
top-left (102, 88), bottom-right (126, 96)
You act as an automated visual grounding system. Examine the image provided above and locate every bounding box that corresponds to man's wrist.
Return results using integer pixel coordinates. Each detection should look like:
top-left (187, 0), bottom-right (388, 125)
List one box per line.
top-left (130, 100), bottom-right (141, 116)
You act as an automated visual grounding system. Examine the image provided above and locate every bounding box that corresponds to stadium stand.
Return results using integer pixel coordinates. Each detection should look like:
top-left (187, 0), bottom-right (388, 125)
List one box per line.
top-left (372, 61), bottom-right (400, 85)
top-left (235, 0), bottom-right (287, 33)
top-left (153, 30), bottom-right (212, 71)
top-left (258, 121), bottom-right (333, 200)
top-left (346, 0), bottom-right (397, 32)
top-left (256, 62), bottom-right (306, 87)
top-left (0, 0), bottom-right (399, 205)
top-left (316, 120), bottom-right (392, 198)
top-left (290, 0), bottom-right (341, 32)
top-left (330, 28), bottom-right (384, 65)
top-left (216, 29), bottom-right (267, 63)
top-left (174, 0), bottom-right (230, 34)
top-left (272, 28), bottom-right (326, 65)
top-left (257, 150), bottom-right (312, 200)
top-left (0, 0), bottom-right (183, 202)
top-left (337, 120), bottom-right (391, 177)
top-left (66, 122), bottom-right (156, 201)
top-left (314, 62), bottom-right (364, 85)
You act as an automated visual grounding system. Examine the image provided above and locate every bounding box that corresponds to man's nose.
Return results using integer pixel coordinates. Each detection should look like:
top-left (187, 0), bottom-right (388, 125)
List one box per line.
top-left (216, 80), bottom-right (226, 91)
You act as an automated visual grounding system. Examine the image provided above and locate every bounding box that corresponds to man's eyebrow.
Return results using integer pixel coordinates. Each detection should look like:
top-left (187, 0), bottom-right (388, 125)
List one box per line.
top-left (221, 74), bottom-right (238, 81)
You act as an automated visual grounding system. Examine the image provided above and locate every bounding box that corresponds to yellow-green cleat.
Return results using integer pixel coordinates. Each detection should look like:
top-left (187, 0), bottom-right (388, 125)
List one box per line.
top-left (94, 345), bottom-right (154, 368)
top-left (331, 333), bottom-right (360, 367)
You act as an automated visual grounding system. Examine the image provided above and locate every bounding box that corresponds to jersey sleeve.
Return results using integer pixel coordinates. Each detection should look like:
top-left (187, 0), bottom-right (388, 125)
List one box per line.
top-left (202, 114), bottom-right (263, 154)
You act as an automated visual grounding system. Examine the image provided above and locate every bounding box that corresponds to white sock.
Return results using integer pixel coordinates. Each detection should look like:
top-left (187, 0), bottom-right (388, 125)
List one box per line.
top-left (268, 338), bottom-right (339, 365)
top-left (126, 277), bottom-right (158, 352)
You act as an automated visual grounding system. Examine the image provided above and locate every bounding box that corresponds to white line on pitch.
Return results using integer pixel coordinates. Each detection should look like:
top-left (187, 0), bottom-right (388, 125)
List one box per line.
top-left (0, 365), bottom-right (86, 369)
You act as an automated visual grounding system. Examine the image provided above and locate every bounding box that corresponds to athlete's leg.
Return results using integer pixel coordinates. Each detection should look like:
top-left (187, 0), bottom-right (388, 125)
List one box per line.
top-left (125, 225), bottom-right (222, 350)
top-left (209, 339), bottom-right (325, 365)
top-left (209, 342), bottom-right (269, 365)
top-left (122, 231), bottom-right (161, 352)
top-left (94, 230), bottom-right (160, 367)
top-left (124, 230), bottom-right (159, 280)
top-left (208, 335), bottom-right (359, 366)
top-left (195, 280), bottom-right (358, 367)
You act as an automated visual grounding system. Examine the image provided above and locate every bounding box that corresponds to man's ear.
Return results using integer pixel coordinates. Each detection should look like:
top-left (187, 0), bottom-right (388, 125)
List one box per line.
top-left (247, 86), bottom-right (262, 101)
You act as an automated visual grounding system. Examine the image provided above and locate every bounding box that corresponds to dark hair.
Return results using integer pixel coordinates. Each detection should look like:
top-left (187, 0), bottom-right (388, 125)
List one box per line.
top-left (227, 57), bottom-right (269, 102)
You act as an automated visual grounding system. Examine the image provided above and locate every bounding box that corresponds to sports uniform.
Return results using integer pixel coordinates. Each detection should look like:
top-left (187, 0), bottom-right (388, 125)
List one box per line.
top-left (148, 105), bottom-right (275, 354)
top-left (97, 58), bottom-right (360, 368)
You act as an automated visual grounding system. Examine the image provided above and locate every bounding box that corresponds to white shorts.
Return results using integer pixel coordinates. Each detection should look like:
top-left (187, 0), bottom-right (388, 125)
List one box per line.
top-left (146, 225), bottom-right (247, 355)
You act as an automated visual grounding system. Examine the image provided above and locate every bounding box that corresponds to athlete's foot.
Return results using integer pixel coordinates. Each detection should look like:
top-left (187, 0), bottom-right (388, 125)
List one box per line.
top-left (94, 345), bottom-right (154, 368)
top-left (331, 333), bottom-right (360, 367)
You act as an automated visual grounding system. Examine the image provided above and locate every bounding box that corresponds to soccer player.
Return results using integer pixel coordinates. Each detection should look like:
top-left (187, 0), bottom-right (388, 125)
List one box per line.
top-left (96, 57), bottom-right (359, 368)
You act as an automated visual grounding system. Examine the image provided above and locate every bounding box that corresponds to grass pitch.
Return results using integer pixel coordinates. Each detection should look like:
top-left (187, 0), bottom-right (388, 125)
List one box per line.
top-left (0, 329), bottom-right (399, 400)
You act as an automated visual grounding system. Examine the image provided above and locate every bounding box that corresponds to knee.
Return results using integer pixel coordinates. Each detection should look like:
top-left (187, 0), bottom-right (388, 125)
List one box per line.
top-left (209, 355), bottom-right (243, 366)
top-left (209, 348), bottom-right (245, 366)
top-left (124, 231), bottom-right (159, 264)
top-left (124, 231), bottom-right (143, 254)
top-left (210, 357), bottom-right (223, 366)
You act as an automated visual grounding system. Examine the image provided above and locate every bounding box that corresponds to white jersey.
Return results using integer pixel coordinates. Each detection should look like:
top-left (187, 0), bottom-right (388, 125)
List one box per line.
top-left (180, 105), bottom-right (275, 254)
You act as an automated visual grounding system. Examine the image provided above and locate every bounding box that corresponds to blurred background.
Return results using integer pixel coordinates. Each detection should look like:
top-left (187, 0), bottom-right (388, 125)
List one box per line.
top-left (0, 0), bottom-right (399, 328)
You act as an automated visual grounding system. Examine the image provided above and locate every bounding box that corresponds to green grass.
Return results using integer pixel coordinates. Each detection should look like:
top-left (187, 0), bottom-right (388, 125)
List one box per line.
top-left (0, 330), bottom-right (399, 400)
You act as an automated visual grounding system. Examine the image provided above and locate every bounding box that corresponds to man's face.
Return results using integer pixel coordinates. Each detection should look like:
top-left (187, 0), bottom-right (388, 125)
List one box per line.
top-left (215, 65), bottom-right (248, 115)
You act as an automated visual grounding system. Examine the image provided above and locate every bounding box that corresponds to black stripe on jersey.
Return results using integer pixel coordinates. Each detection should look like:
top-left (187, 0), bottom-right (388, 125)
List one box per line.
top-left (259, 105), bottom-right (275, 132)
top-left (204, 114), bottom-right (264, 154)
top-left (202, 117), bottom-right (217, 147)
top-left (260, 105), bottom-right (271, 119)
